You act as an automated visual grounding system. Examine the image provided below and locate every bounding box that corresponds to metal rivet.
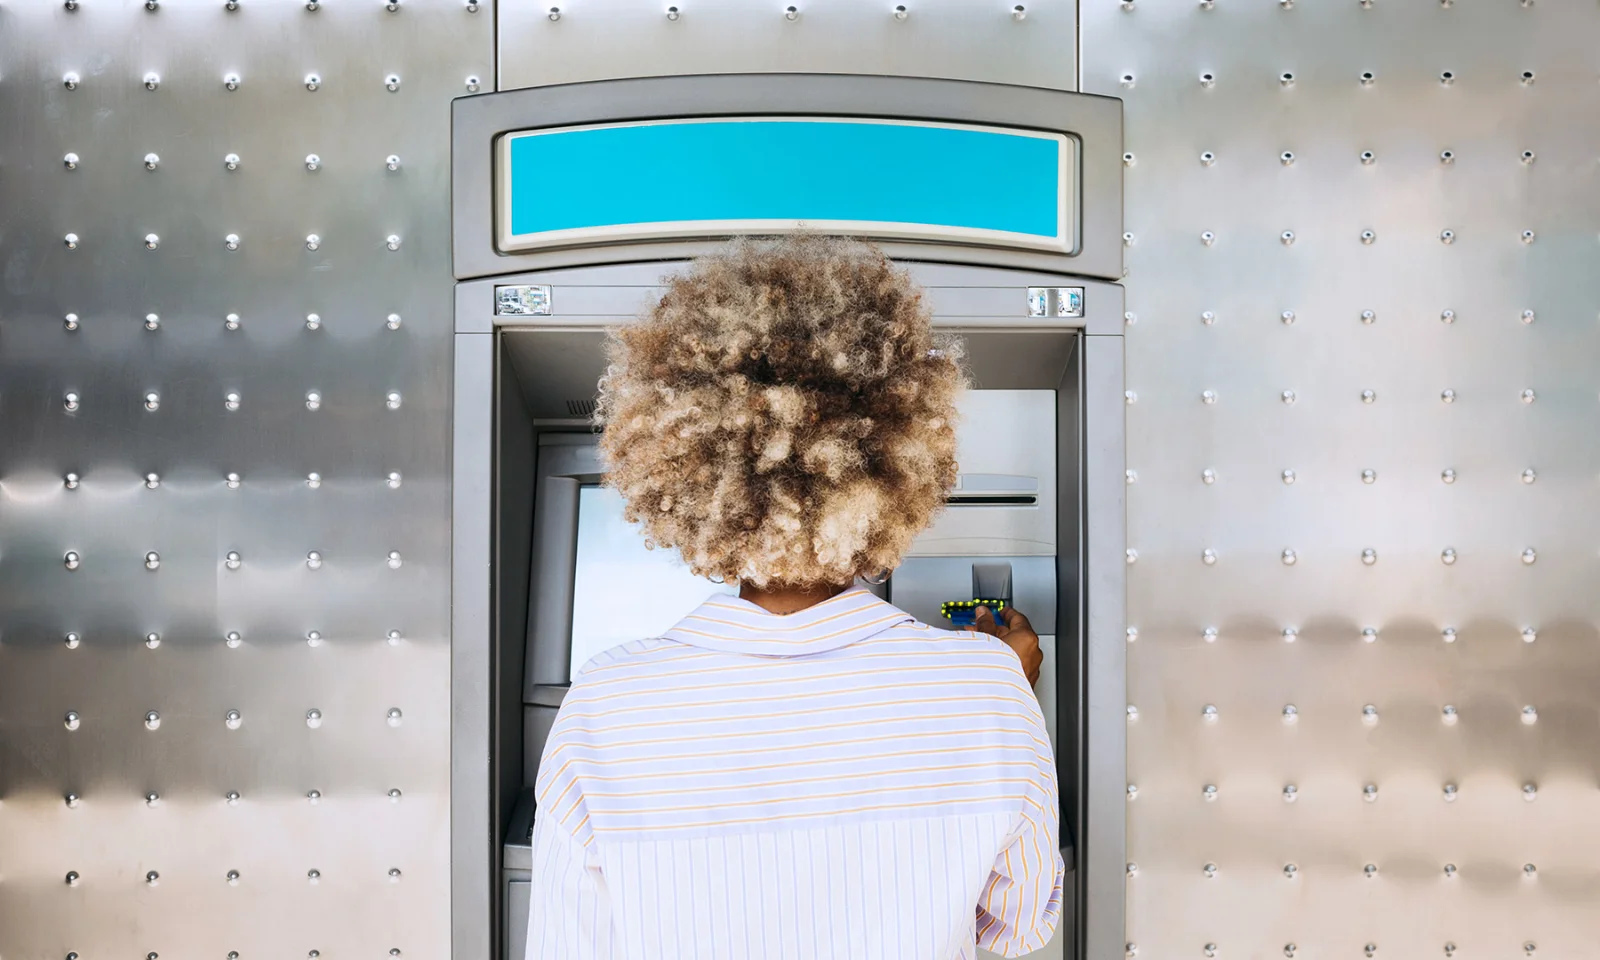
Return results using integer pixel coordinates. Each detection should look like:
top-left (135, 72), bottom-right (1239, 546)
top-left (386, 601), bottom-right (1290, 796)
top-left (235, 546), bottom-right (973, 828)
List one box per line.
top-left (1282, 784), bottom-right (1297, 802)
top-left (1280, 309), bottom-right (1296, 325)
top-left (670, 5), bottom-right (683, 20)
top-left (1365, 945), bottom-right (1377, 958)
top-left (307, 789), bottom-right (322, 803)
top-left (1362, 627), bottom-right (1378, 643)
top-left (1521, 149), bottom-right (1536, 165)
top-left (1280, 230), bottom-right (1295, 246)
top-left (226, 472), bottom-right (242, 489)
top-left (387, 472), bottom-right (403, 488)
top-left (386, 312), bottom-right (403, 330)
top-left (1200, 310), bottom-right (1216, 325)
top-left (1125, 548), bottom-right (1138, 564)
top-left (64, 472), bottom-right (80, 489)
top-left (1281, 549), bottom-right (1297, 566)
top-left (64, 711), bottom-right (81, 731)
top-left (386, 235), bottom-right (402, 251)
top-left (1200, 468), bottom-right (1216, 485)
top-left (224, 153), bottom-right (241, 171)
top-left (145, 631), bottom-right (161, 649)
top-left (305, 313), bottom-right (321, 330)
top-left (1359, 71), bottom-right (1374, 86)
top-left (1522, 705), bottom-right (1538, 724)
top-left (63, 71), bottom-right (83, 91)
top-left (1441, 468), bottom-right (1457, 484)
top-left (306, 391), bottom-right (322, 411)
top-left (1283, 863), bottom-right (1297, 878)
top-left (1279, 151), bottom-right (1296, 166)
top-left (1122, 151), bottom-right (1135, 165)
top-left (1442, 704), bottom-right (1458, 724)
top-left (1440, 149), bottom-right (1455, 165)
top-left (1126, 861), bottom-right (1139, 877)
top-left (386, 391), bottom-right (403, 410)
top-left (1011, 4), bottom-right (1026, 19)
top-left (1200, 389), bottom-right (1216, 404)
top-left (1363, 863), bottom-right (1378, 878)
top-left (226, 630), bottom-right (243, 648)
top-left (65, 793), bottom-right (81, 808)
top-left (1439, 70), bottom-right (1455, 85)
top-left (1126, 627), bottom-right (1138, 643)
top-left (144, 710), bottom-right (161, 730)
top-left (63, 392), bottom-right (81, 412)
top-left (1279, 71), bottom-right (1295, 87)
top-left (1524, 863), bottom-right (1537, 878)
top-left (145, 472), bottom-right (161, 489)
top-left (1122, 232), bottom-right (1135, 247)
top-left (307, 630), bottom-right (323, 647)
top-left (1125, 469), bottom-right (1138, 484)
top-left (1126, 784), bottom-right (1138, 800)
top-left (1204, 946), bottom-right (1217, 959)
top-left (1202, 548), bottom-right (1217, 565)
top-left (64, 550), bottom-right (81, 570)
top-left (141, 233), bottom-right (161, 250)
top-left (1443, 783), bottom-right (1458, 801)
top-left (225, 551), bottom-right (242, 570)
top-left (226, 790), bottom-right (241, 805)
top-left (305, 73), bottom-right (321, 91)
top-left (1522, 547), bottom-right (1538, 564)
top-left (306, 472), bottom-right (323, 489)
top-left (1202, 704), bottom-right (1218, 722)
top-left (1440, 229), bottom-right (1455, 244)
top-left (64, 311), bottom-right (81, 330)
top-left (387, 0), bottom-right (400, 10)
top-left (1200, 230), bottom-right (1216, 246)
top-left (1282, 627), bottom-right (1298, 643)
top-left (387, 707), bottom-right (404, 727)
top-left (1361, 547), bottom-right (1378, 565)
top-left (1522, 626), bottom-right (1538, 643)
top-left (1200, 151), bottom-right (1216, 166)
top-left (224, 391), bottom-right (241, 412)
top-left (389, 788), bottom-right (403, 802)
top-left (1521, 229), bottom-right (1536, 244)
top-left (1442, 627), bottom-right (1457, 643)
top-left (306, 709), bottom-right (323, 729)
top-left (385, 74), bottom-right (401, 92)
top-left (305, 154), bottom-right (321, 172)
top-left (1441, 547), bottom-right (1457, 564)
top-left (143, 153), bottom-right (160, 170)
top-left (1444, 863), bottom-right (1458, 877)
top-left (1519, 69), bottom-right (1535, 85)
top-left (144, 551), bottom-right (160, 571)
top-left (388, 868), bottom-right (403, 881)
top-left (1523, 783), bottom-right (1538, 801)
top-left (1282, 704), bottom-right (1297, 722)
top-left (1440, 388), bottom-right (1457, 404)
top-left (143, 72), bottom-right (161, 91)
top-left (1444, 943), bottom-right (1457, 957)
top-left (65, 631), bottom-right (82, 649)
top-left (1126, 704), bottom-right (1138, 721)
top-left (1521, 388), bottom-right (1537, 403)
top-left (1198, 71), bottom-right (1215, 88)
top-left (308, 869), bottom-right (321, 882)
top-left (1362, 704), bottom-right (1379, 724)
top-left (1202, 862), bottom-right (1219, 879)
top-left (224, 73), bottom-right (241, 91)
top-left (1524, 942), bottom-right (1536, 956)
top-left (387, 551), bottom-right (404, 569)
top-left (1360, 229), bottom-right (1376, 243)
top-left (66, 871), bottom-right (81, 886)
top-left (144, 312), bottom-right (161, 331)
top-left (1281, 469), bottom-right (1296, 484)
top-left (1120, 73), bottom-right (1135, 88)
top-left (227, 869), bottom-right (241, 885)
top-left (1361, 388), bottom-right (1378, 404)
top-left (466, 75), bottom-right (482, 93)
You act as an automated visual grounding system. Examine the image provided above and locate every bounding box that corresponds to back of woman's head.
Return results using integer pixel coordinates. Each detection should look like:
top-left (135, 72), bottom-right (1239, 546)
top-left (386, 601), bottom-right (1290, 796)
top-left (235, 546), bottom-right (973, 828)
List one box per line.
top-left (596, 235), bottom-right (966, 588)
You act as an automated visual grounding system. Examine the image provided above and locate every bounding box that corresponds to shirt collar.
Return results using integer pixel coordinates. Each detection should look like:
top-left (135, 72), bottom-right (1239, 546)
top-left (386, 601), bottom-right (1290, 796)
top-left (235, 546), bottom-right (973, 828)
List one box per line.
top-left (661, 586), bottom-right (916, 657)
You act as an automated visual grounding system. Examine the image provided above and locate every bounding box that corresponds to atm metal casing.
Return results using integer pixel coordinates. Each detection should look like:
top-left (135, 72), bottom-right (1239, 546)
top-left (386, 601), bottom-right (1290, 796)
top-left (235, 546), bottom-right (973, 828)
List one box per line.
top-left (451, 74), bottom-right (1125, 960)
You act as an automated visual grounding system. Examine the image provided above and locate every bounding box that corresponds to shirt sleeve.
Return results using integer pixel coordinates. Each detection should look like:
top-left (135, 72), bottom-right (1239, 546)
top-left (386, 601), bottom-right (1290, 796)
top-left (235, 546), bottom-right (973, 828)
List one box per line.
top-left (974, 732), bottom-right (1066, 956)
top-left (525, 809), bottom-right (616, 960)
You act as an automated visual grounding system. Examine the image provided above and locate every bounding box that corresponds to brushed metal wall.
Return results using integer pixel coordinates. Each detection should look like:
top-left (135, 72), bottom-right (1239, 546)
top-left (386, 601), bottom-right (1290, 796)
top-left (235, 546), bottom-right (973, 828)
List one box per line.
top-left (496, 0), bottom-right (1077, 94)
top-left (1083, 2), bottom-right (1600, 958)
top-left (0, 2), bottom-right (489, 957)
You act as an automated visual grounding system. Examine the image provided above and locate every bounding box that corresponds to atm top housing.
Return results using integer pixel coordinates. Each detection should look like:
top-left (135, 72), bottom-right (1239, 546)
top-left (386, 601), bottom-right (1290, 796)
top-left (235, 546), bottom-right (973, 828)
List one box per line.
top-left (450, 73), bottom-right (1126, 960)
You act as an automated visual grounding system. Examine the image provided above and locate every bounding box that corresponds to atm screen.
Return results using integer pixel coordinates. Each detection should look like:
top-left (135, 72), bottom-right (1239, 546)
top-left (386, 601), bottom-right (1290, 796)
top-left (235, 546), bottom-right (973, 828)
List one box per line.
top-left (568, 485), bottom-right (737, 680)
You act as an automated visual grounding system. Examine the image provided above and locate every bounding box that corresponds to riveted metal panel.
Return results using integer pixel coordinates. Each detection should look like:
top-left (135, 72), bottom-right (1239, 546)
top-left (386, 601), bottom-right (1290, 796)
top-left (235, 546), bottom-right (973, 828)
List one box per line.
top-left (0, 2), bottom-right (491, 957)
top-left (498, 0), bottom-right (1076, 95)
top-left (1084, 2), bottom-right (1600, 958)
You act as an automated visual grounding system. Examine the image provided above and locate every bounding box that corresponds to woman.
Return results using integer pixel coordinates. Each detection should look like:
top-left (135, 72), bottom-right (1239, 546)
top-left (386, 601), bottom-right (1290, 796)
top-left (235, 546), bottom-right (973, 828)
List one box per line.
top-left (528, 235), bottom-right (1062, 959)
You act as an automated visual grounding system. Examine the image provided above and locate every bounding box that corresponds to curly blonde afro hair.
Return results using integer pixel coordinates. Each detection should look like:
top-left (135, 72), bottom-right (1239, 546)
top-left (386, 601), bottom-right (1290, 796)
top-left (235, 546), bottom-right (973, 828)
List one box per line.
top-left (595, 235), bottom-right (966, 588)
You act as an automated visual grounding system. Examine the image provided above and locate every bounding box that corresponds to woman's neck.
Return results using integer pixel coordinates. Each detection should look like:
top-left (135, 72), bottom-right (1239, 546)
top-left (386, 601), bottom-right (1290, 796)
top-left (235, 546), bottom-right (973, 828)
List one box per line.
top-left (740, 580), bottom-right (854, 615)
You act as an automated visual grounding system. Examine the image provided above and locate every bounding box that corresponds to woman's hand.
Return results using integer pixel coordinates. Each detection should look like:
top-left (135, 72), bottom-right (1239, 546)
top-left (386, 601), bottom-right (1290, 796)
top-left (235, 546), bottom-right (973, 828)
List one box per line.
top-left (971, 606), bottom-right (1042, 688)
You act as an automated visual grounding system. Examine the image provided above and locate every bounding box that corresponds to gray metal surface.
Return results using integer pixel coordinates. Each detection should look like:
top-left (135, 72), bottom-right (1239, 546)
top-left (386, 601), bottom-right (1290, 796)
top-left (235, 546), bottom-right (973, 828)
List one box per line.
top-left (451, 75), bottom-right (1124, 283)
top-left (0, 2), bottom-right (489, 957)
top-left (1083, 2), bottom-right (1600, 958)
top-left (496, 0), bottom-right (1077, 96)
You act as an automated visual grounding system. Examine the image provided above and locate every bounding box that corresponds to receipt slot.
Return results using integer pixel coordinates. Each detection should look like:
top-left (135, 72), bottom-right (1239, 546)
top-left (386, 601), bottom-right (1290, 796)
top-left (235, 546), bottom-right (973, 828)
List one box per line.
top-left (451, 75), bottom-right (1126, 960)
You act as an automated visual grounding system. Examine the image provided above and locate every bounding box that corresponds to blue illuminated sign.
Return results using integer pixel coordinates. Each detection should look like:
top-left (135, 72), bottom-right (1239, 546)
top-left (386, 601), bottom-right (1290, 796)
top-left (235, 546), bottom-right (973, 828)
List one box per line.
top-left (496, 117), bottom-right (1074, 253)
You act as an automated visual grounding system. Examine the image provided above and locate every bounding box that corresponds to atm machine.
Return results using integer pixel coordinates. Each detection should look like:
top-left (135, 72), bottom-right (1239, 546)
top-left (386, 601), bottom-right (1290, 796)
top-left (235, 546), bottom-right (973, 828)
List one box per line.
top-left (450, 75), bottom-right (1126, 960)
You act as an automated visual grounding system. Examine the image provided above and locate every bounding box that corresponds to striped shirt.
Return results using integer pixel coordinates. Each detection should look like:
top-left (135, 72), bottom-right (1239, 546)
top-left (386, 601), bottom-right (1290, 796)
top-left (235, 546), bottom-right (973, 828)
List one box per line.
top-left (527, 587), bottom-right (1064, 959)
